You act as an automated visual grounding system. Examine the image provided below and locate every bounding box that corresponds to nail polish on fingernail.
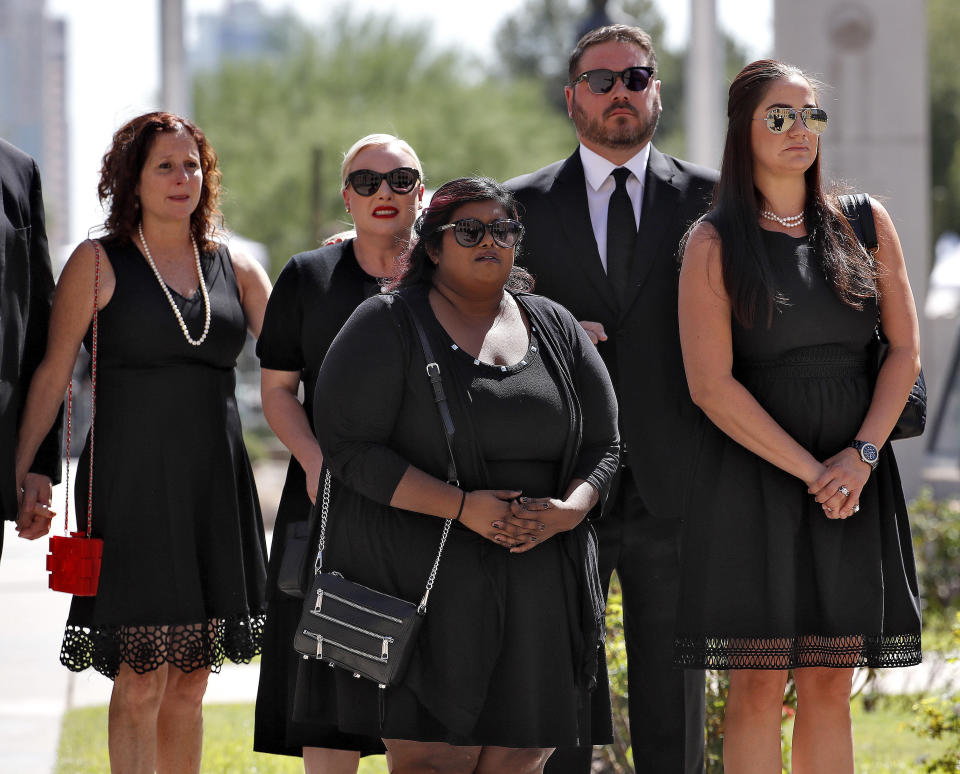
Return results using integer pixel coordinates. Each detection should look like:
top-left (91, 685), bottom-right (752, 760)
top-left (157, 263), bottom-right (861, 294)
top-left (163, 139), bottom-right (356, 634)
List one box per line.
top-left (520, 496), bottom-right (530, 504)
top-left (530, 536), bottom-right (537, 542)
top-left (492, 521), bottom-right (503, 529)
top-left (539, 523), bottom-right (545, 531)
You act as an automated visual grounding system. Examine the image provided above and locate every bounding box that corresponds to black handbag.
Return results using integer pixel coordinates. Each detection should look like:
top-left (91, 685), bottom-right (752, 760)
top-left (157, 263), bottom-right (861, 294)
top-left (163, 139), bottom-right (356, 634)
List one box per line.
top-left (839, 193), bottom-right (927, 440)
top-left (293, 295), bottom-right (458, 688)
top-left (276, 518), bottom-right (311, 598)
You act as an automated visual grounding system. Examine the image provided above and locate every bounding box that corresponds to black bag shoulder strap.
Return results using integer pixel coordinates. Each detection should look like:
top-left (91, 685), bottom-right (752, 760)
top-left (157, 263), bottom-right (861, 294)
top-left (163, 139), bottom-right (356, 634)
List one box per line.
top-left (393, 293), bottom-right (459, 486)
top-left (838, 193), bottom-right (879, 254)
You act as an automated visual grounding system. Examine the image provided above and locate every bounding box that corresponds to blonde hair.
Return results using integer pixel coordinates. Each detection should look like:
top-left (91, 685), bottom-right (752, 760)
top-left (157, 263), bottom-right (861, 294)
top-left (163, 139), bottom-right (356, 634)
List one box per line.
top-left (340, 133), bottom-right (424, 191)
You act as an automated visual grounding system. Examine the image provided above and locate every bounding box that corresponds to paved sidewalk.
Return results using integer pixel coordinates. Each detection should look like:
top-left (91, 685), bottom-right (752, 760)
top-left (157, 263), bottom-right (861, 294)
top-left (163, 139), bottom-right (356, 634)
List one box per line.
top-left (0, 461), bottom-right (282, 774)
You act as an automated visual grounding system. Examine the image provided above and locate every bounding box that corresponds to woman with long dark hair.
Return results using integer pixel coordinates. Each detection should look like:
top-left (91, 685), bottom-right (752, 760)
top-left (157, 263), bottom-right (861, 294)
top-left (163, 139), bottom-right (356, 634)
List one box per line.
top-left (674, 60), bottom-right (922, 773)
top-left (295, 176), bottom-right (619, 773)
top-left (15, 111), bottom-right (271, 773)
top-left (253, 133), bottom-right (425, 772)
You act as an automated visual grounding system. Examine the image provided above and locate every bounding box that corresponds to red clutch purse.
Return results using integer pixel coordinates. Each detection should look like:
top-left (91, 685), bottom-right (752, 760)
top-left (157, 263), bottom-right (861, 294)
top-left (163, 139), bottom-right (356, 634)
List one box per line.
top-left (47, 239), bottom-right (103, 597)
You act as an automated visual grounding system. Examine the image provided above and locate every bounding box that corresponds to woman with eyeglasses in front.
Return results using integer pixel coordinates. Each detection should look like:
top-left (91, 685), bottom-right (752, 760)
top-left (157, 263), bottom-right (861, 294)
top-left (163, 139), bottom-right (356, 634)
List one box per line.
top-left (674, 60), bottom-right (922, 773)
top-left (253, 134), bottom-right (424, 773)
top-left (297, 176), bottom-right (619, 773)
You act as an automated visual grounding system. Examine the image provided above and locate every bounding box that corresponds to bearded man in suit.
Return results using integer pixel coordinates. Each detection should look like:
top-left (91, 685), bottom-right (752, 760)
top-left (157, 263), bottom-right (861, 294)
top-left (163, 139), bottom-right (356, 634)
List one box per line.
top-left (0, 138), bottom-right (61, 558)
top-left (507, 25), bottom-right (718, 774)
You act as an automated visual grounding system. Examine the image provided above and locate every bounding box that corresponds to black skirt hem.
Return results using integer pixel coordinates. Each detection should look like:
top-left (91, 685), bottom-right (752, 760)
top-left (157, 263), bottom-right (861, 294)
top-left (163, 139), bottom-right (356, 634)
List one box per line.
top-left (674, 632), bottom-right (921, 670)
top-left (60, 613), bottom-right (266, 679)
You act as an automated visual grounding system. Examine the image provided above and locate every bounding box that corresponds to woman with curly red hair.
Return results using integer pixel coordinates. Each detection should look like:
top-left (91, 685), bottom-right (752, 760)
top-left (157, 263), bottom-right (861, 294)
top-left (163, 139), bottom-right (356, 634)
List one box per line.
top-left (15, 111), bottom-right (272, 773)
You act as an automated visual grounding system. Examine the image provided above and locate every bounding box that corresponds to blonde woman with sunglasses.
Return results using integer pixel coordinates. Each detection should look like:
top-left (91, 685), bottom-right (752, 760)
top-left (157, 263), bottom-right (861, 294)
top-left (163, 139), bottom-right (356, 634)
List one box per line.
top-left (674, 60), bottom-right (922, 774)
top-left (253, 133), bottom-right (424, 773)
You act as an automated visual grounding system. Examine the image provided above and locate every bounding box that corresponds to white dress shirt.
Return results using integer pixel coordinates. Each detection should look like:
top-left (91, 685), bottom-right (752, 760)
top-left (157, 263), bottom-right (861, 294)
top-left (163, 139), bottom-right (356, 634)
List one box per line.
top-left (579, 143), bottom-right (651, 273)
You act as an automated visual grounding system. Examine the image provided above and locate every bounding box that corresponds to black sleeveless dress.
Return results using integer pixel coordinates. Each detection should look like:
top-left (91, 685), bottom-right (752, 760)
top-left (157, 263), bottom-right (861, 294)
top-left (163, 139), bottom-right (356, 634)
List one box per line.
top-left (674, 229), bottom-right (922, 670)
top-left (60, 236), bottom-right (267, 678)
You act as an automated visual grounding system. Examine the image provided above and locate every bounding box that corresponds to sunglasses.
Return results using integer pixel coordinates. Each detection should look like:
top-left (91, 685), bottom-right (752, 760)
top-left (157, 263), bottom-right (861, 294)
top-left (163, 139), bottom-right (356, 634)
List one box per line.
top-left (569, 66), bottom-right (655, 94)
top-left (757, 107), bottom-right (828, 135)
top-left (437, 218), bottom-right (525, 248)
top-left (345, 167), bottom-right (420, 196)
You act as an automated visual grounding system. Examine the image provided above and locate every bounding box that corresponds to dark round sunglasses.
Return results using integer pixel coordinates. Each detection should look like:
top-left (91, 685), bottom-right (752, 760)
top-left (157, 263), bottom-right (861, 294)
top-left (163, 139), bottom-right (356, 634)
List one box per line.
top-left (756, 107), bottom-right (828, 135)
top-left (436, 218), bottom-right (525, 248)
top-left (569, 66), bottom-right (655, 94)
top-left (345, 167), bottom-right (420, 196)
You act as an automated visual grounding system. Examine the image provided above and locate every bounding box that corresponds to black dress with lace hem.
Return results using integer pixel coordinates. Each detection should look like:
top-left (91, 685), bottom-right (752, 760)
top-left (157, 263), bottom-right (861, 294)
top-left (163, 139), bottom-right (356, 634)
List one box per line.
top-left (674, 229), bottom-right (922, 671)
top-left (60, 236), bottom-right (267, 679)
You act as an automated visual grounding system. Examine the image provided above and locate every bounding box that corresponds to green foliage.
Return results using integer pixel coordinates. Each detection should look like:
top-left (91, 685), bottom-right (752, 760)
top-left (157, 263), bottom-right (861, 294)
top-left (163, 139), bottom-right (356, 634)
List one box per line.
top-left (910, 490), bottom-right (960, 627)
top-left (912, 613), bottom-right (960, 773)
top-left (598, 573), bottom-right (633, 772)
top-left (193, 8), bottom-right (576, 277)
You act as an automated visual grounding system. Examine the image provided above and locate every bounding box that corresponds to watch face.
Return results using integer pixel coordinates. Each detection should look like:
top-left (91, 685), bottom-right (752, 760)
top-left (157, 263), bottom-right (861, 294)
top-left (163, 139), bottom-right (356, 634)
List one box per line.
top-left (861, 443), bottom-right (879, 463)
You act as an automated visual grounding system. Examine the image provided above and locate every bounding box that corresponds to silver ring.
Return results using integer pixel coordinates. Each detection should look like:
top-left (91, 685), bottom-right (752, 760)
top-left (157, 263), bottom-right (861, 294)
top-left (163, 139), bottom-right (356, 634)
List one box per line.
top-left (853, 504), bottom-right (860, 513)
top-left (838, 485), bottom-right (851, 497)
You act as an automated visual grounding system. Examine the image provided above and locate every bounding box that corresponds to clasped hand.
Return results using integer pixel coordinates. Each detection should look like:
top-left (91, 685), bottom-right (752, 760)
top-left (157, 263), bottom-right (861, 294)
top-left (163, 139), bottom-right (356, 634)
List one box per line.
top-left (807, 447), bottom-right (871, 520)
top-left (458, 489), bottom-right (583, 554)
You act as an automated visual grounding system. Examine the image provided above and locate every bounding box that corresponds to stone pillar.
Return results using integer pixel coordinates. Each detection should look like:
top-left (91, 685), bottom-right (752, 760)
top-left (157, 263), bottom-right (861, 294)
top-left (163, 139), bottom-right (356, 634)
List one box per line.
top-left (775, 1), bottom-right (930, 494)
top-left (686, 0), bottom-right (723, 168)
top-left (160, 0), bottom-right (190, 117)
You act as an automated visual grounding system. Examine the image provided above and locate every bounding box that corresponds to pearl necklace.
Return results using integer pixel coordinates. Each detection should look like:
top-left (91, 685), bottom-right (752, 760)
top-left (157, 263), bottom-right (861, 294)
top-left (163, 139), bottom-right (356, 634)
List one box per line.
top-left (760, 209), bottom-right (804, 228)
top-left (138, 222), bottom-right (211, 346)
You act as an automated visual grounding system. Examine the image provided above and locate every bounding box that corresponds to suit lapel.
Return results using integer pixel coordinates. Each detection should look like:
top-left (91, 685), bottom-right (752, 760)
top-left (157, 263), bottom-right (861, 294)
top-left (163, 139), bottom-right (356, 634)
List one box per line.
top-left (549, 152), bottom-right (620, 317)
top-left (623, 147), bottom-right (683, 314)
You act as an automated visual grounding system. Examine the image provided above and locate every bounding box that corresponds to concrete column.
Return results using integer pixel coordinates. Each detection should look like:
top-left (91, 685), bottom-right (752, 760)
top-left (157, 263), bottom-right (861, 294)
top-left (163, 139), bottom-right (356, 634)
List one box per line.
top-left (160, 0), bottom-right (190, 117)
top-left (685, 0), bottom-right (723, 168)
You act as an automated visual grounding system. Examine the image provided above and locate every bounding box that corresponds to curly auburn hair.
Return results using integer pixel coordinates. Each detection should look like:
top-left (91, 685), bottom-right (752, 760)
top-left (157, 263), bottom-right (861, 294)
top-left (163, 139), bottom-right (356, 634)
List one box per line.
top-left (97, 111), bottom-right (223, 252)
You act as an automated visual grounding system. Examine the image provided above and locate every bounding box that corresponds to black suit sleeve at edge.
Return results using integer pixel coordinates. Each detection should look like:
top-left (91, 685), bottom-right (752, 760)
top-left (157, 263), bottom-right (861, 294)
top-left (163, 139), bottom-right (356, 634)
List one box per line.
top-left (568, 310), bottom-right (620, 501)
top-left (23, 159), bottom-right (62, 483)
top-left (312, 295), bottom-right (411, 505)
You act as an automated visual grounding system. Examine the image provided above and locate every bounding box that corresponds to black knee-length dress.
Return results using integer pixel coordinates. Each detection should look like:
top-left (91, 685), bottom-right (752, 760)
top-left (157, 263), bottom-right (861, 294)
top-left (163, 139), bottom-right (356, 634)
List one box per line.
top-left (60, 237), bottom-right (267, 678)
top-left (674, 229), bottom-right (922, 670)
top-left (294, 287), bottom-right (619, 748)
top-left (253, 241), bottom-right (385, 756)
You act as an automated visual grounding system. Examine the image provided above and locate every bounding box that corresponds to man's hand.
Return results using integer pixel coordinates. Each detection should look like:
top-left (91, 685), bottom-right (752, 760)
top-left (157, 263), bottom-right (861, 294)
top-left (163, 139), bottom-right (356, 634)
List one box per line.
top-left (579, 320), bottom-right (608, 346)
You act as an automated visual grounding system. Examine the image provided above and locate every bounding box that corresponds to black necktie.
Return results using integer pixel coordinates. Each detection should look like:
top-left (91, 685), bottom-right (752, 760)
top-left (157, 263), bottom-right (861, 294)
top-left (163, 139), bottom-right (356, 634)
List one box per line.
top-left (606, 167), bottom-right (636, 305)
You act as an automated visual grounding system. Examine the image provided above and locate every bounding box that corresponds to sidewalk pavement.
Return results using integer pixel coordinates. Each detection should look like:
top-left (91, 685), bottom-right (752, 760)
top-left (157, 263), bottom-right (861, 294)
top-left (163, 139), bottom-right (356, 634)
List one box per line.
top-left (0, 460), bottom-right (285, 774)
top-left (1, 460), bottom-right (958, 773)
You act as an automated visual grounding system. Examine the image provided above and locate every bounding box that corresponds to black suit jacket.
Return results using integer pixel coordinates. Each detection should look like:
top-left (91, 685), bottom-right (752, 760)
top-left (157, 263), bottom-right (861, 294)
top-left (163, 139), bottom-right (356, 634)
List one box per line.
top-left (507, 146), bottom-right (717, 520)
top-left (0, 138), bottom-right (62, 545)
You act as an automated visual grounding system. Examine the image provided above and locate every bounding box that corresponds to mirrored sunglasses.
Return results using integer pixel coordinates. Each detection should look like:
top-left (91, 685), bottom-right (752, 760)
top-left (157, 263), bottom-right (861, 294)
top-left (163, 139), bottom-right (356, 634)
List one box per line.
top-left (345, 167), bottom-right (420, 196)
top-left (570, 66), bottom-right (655, 94)
top-left (436, 218), bottom-right (525, 248)
top-left (757, 107), bottom-right (828, 135)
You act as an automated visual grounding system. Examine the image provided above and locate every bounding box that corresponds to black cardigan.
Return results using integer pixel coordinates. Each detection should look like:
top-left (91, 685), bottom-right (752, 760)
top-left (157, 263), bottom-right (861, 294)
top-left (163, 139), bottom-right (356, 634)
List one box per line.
top-left (312, 285), bottom-right (619, 735)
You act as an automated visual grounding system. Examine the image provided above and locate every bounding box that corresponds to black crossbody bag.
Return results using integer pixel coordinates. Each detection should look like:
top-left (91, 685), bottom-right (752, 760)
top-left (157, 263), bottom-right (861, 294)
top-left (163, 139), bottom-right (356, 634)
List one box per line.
top-left (293, 296), bottom-right (459, 689)
top-left (839, 193), bottom-right (927, 440)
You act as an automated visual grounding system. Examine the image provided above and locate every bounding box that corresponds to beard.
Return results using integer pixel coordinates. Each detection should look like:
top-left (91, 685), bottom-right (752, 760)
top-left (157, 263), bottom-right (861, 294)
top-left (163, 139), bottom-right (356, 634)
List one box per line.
top-left (571, 96), bottom-right (660, 149)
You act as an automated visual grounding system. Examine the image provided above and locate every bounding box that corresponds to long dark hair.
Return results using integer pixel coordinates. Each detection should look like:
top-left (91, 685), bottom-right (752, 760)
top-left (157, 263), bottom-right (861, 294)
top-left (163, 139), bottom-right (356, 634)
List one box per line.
top-left (393, 176), bottom-right (534, 292)
top-left (706, 59), bottom-right (876, 327)
top-left (98, 111), bottom-right (223, 252)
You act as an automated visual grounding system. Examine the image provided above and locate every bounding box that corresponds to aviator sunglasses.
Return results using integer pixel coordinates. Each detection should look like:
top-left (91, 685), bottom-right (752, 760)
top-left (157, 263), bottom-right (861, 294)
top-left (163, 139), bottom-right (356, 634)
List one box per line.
top-left (756, 107), bottom-right (828, 135)
top-left (437, 218), bottom-right (525, 248)
top-left (345, 167), bottom-right (421, 196)
top-left (569, 66), bottom-right (655, 94)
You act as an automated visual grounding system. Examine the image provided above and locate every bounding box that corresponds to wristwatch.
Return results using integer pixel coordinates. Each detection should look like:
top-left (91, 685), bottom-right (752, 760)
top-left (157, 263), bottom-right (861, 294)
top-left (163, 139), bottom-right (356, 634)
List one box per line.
top-left (850, 440), bottom-right (879, 470)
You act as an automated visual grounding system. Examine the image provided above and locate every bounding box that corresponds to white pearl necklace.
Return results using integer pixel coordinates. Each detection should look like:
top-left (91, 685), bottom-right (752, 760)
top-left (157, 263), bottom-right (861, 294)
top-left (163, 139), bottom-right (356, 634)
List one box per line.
top-left (138, 222), bottom-right (211, 346)
top-left (760, 209), bottom-right (804, 227)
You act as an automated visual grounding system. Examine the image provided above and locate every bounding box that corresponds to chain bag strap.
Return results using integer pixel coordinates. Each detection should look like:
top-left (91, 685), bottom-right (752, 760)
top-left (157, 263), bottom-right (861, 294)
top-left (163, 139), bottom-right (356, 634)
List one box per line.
top-left (293, 294), bottom-right (459, 690)
top-left (47, 240), bottom-right (104, 596)
top-left (838, 194), bottom-right (926, 441)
